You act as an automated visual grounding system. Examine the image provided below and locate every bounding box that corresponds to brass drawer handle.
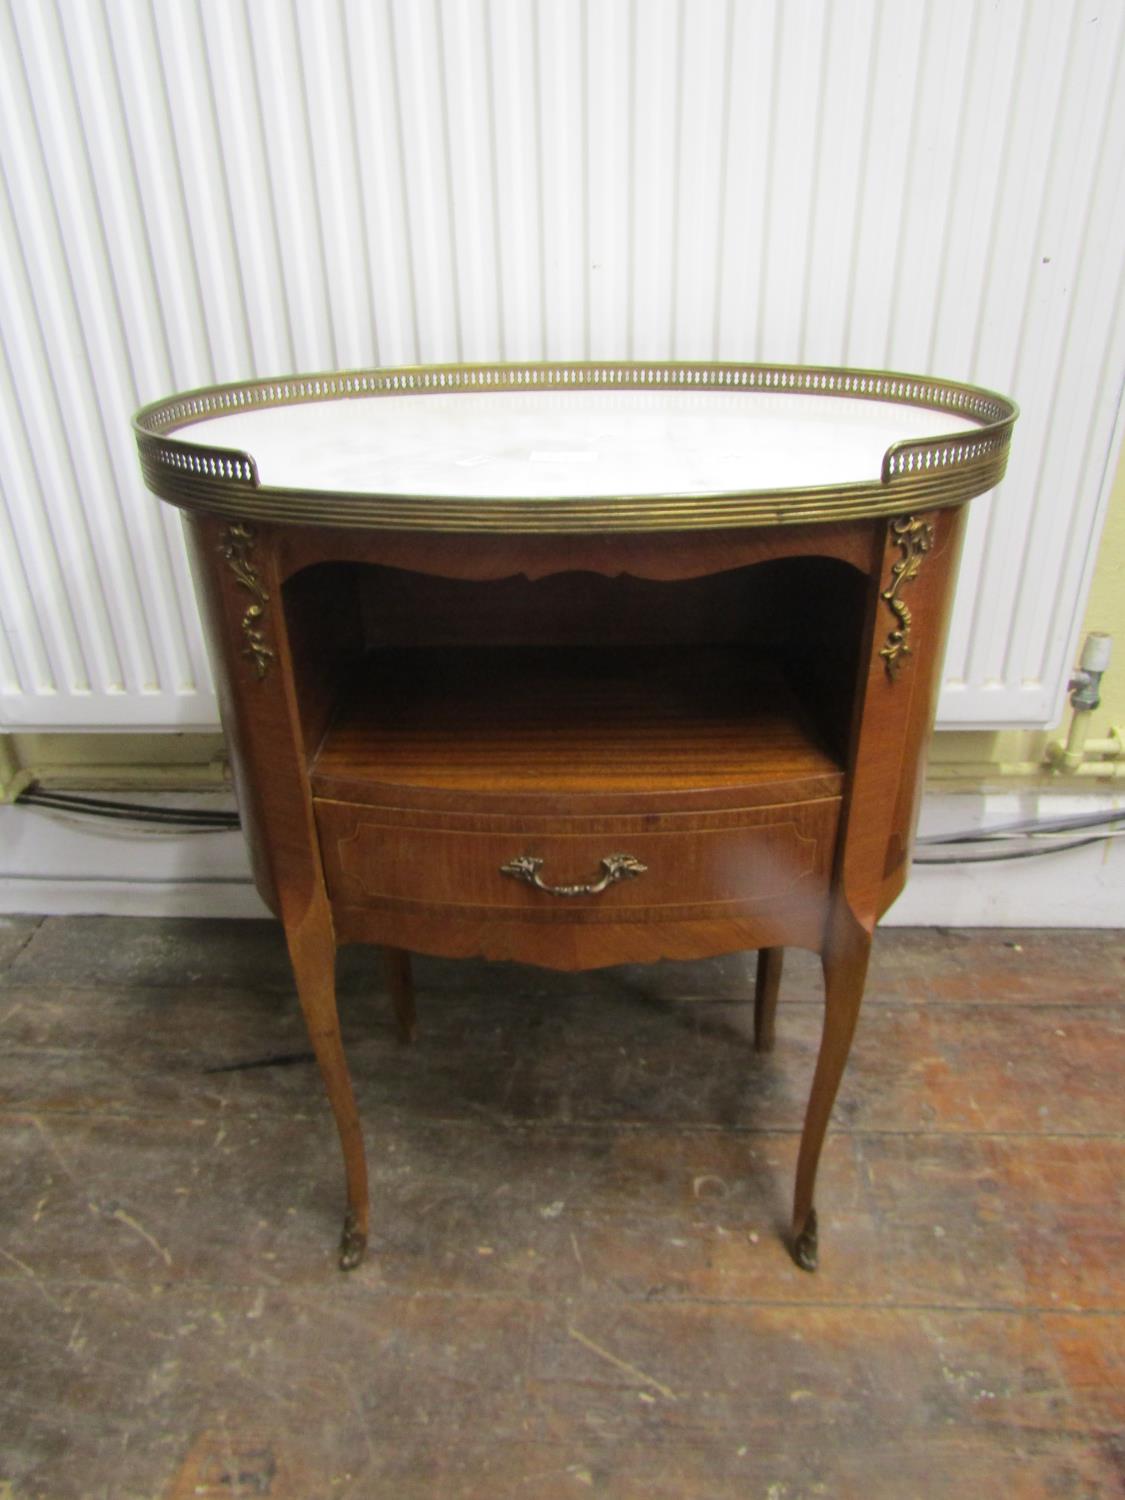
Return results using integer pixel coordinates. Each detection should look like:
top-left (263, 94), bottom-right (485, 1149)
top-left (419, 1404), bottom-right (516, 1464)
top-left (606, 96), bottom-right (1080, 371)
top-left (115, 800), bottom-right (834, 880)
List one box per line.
top-left (500, 852), bottom-right (648, 897)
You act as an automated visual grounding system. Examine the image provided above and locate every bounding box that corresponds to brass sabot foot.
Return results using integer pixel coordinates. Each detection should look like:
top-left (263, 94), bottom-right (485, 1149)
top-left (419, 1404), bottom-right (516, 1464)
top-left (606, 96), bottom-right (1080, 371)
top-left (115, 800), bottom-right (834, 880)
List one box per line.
top-left (339, 1210), bottom-right (368, 1271)
top-left (792, 1208), bottom-right (819, 1272)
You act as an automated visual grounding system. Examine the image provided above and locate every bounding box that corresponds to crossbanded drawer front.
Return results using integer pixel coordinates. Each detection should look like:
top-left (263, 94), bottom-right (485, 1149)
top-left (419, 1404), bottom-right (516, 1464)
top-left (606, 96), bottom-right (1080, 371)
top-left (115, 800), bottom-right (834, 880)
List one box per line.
top-left (315, 798), bottom-right (839, 922)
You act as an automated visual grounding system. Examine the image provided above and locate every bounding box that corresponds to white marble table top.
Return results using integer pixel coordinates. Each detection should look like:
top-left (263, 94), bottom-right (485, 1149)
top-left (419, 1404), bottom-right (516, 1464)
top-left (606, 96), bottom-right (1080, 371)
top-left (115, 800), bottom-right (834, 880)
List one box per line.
top-left (182, 389), bottom-right (977, 500)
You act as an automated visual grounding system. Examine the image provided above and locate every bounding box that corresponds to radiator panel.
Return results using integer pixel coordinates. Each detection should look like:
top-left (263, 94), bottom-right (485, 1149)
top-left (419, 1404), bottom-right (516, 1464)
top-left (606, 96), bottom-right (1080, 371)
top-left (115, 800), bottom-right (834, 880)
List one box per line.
top-left (1, 0), bottom-right (1121, 729)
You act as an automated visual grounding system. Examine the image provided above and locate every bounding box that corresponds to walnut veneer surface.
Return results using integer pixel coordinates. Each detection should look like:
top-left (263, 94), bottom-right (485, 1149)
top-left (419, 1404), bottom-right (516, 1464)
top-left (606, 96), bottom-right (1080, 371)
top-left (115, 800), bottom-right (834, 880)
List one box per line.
top-left (135, 363), bottom-right (1014, 1273)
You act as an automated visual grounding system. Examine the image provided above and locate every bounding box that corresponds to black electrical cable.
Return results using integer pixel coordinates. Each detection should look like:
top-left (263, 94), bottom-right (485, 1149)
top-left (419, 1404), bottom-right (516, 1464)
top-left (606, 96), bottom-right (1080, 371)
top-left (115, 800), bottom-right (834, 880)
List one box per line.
top-left (19, 796), bottom-right (238, 828)
top-left (22, 805), bottom-right (238, 830)
top-left (24, 801), bottom-right (236, 829)
top-left (916, 806), bottom-right (1125, 846)
top-left (912, 805), bottom-right (1124, 864)
top-left (913, 834), bottom-right (1113, 865)
top-left (16, 788), bottom-right (241, 829)
top-left (18, 789), bottom-right (238, 821)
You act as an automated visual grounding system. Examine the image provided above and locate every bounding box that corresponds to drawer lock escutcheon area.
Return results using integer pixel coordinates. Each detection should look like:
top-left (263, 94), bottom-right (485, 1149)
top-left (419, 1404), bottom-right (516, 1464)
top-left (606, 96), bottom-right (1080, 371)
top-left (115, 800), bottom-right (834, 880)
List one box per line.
top-left (500, 852), bottom-right (648, 898)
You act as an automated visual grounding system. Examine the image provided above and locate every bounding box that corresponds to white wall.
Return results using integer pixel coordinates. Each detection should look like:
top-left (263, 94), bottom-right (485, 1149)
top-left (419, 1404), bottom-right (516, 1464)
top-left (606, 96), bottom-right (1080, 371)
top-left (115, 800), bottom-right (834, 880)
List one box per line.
top-left (2, 0), bottom-right (1124, 731)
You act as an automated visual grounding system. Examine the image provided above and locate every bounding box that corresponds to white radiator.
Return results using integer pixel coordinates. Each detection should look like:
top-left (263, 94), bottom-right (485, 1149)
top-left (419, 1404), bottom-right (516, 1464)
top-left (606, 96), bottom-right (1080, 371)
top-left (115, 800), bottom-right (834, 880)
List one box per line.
top-left (2, 0), bottom-right (1122, 730)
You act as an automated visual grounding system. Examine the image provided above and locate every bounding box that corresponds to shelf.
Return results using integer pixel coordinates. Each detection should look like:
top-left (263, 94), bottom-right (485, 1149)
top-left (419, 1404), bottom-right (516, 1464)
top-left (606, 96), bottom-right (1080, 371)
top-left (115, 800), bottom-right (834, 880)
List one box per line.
top-left (311, 645), bottom-right (844, 810)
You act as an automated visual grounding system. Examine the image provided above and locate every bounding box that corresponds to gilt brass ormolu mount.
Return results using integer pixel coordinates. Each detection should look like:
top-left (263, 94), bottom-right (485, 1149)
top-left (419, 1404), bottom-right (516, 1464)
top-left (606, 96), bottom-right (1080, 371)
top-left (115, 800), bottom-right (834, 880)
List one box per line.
top-left (217, 522), bottom-right (274, 680)
top-left (880, 515), bottom-right (935, 679)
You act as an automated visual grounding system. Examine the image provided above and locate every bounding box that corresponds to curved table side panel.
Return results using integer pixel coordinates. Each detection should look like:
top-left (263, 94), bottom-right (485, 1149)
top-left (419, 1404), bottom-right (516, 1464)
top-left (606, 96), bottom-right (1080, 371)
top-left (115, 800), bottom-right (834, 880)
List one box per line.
top-left (877, 507), bottom-right (969, 919)
top-left (183, 514), bottom-right (282, 917)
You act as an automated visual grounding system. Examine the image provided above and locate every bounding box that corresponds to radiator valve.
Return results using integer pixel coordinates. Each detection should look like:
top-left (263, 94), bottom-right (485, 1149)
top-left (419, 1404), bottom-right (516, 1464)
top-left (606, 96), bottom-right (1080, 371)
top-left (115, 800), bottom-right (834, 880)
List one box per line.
top-left (1046, 633), bottom-right (1123, 775)
top-left (1067, 631), bottom-right (1112, 711)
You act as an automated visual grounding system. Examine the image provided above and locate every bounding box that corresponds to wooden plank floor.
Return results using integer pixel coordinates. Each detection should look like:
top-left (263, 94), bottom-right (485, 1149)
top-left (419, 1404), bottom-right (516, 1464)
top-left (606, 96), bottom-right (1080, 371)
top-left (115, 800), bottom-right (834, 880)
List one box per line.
top-left (0, 916), bottom-right (1121, 1499)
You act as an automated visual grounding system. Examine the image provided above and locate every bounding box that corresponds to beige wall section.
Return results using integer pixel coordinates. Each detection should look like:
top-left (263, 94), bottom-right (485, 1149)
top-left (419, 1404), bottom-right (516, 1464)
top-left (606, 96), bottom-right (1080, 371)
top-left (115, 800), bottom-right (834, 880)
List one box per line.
top-left (3, 453), bottom-right (1124, 801)
top-left (1075, 442), bottom-right (1125, 724)
top-left (929, 438), bottom-right (1125, 785)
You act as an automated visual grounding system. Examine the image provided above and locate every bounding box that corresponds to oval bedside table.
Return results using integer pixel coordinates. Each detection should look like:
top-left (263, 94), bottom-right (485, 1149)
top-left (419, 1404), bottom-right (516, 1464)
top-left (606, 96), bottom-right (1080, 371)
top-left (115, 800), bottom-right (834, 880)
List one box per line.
top-left (133, 360), bottom-right (1017, 1273)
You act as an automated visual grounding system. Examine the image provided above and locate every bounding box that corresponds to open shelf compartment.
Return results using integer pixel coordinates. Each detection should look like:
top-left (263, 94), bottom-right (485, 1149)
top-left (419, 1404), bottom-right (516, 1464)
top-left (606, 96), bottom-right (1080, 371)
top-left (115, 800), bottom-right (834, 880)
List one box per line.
top-left (310, 643), bottom-right (844, 810)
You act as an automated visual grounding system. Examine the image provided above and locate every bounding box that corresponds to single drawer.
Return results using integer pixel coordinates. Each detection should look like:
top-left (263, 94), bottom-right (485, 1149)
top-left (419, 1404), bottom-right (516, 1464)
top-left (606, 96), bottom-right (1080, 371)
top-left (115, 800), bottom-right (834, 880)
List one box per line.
top-left (315, 797), bottom-right (840, 924)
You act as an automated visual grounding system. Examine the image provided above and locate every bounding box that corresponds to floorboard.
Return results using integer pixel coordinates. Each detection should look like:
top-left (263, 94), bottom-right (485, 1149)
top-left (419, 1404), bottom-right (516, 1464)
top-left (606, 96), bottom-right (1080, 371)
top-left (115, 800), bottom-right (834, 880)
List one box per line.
top-left (0, 916), bottom-right (1121, 1499)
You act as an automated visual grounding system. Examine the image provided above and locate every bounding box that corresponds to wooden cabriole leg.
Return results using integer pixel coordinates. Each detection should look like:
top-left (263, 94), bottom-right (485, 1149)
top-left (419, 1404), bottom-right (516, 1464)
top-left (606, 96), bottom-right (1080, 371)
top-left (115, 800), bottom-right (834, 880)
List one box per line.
top-left (285, 904), bottom-right (370, 1271)
top-left (785, 511), bottom-right (966, 1270)
top-left (791, 908), bottom-right (871, 1271)
top-left (381, 946), bottom-right (416, 1044)
top-left (753, 946), bottom-right (783, 1052)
